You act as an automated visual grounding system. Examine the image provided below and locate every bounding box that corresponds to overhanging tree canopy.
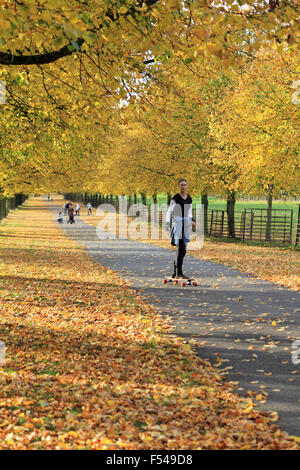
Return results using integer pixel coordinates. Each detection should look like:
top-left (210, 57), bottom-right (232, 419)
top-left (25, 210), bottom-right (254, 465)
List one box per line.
top-left (0, 0), bottom-right (298, 66)
top-left (0, 0), bottom-right (299, 196)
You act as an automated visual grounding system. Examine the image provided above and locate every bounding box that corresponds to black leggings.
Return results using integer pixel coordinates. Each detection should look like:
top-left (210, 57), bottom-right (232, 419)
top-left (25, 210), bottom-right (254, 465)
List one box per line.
top-left (175, 239), bottom-right (186, 275)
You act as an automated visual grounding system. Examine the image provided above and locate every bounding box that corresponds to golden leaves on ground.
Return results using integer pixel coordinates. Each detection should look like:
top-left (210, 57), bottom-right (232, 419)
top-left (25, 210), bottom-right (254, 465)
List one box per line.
top-left (0, 197), bottom-right (298, 449)
top-left (195, 241), bottom-right (300, 292)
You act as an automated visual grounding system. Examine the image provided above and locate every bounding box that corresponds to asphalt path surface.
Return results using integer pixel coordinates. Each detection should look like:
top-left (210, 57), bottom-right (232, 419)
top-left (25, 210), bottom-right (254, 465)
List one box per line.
top-left (51, 205), bottom-right (300, 436)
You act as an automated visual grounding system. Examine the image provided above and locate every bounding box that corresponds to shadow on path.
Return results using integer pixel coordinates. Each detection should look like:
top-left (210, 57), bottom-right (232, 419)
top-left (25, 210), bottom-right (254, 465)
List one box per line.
top-left (50, 204), bottom-right (300, 436)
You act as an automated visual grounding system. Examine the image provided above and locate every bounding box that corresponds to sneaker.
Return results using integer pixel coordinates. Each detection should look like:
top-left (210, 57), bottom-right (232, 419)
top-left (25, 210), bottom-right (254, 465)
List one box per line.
top-left (177, 274), bottom-right (190, 280)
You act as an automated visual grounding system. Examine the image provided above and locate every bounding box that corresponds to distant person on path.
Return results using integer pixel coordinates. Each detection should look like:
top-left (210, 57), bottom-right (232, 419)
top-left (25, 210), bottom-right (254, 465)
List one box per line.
top-left (87, 202), bottom-right (92, 215)
top-left (48, 194), bottom-right (50, 201)
top-left (166, 179), bottom-right (195, 279)
top-left (57, 211), bottom-right (63, 224)
top-left (67, 204), bottom-right (75, 224)
top-left (64, 202), bottom-right (70, 215)
top-left (75, 203), bottom-right (81, 216)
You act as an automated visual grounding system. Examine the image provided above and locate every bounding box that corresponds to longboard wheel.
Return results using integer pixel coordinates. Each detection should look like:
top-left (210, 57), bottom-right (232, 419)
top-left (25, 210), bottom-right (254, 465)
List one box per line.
top-left (174, 280), bottom-right (178, 284)
top-left (193, 281), bottom-right (198, 287)
top-left (163, 279), bottom-right (167, 284)
top-left (180, 282), bottom-right (185, 287)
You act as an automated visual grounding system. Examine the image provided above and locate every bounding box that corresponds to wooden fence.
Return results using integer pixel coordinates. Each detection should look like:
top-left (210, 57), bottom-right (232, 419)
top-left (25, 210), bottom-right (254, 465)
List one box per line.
top-left (207, 208), bottom-right (294, 244)
top-left (295, 205), bottom-right (300, 246)
top-left (64, 193), bottom-right (299, 246)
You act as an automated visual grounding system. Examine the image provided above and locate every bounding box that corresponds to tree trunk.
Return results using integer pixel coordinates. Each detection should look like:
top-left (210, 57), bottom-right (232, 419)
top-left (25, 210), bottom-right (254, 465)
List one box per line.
top-left (114, 195), bottom-right (119, 212)
top-left (226, 190), bottom-right (236, 239)
top-left (140, 193), bottom-right (147, 206)
top-left (167, 193), bottom-right (172, 205)
top-left (201, 193), bottom-right (208, 236)
top-left (152, 194), bottom-right (158, 224)
top-left (265, 184), bottom-right (273, 242)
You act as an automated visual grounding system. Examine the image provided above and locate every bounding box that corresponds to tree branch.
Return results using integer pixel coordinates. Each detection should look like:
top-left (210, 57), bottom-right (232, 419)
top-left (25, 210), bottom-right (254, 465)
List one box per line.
top-left (0, 0), bottom-right (159, 66)
top-left (0, 39), bottom-right (85, 66)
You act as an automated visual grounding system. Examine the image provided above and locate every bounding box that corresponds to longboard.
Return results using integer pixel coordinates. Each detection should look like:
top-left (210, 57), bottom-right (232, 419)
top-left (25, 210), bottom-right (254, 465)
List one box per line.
top-left (163, 277), bottom-right (197, 287)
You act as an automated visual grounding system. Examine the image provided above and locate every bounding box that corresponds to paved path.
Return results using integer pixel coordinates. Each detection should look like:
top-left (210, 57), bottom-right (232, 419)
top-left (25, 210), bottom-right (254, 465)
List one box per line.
top-left (51, 205), bottom-right (300, 435)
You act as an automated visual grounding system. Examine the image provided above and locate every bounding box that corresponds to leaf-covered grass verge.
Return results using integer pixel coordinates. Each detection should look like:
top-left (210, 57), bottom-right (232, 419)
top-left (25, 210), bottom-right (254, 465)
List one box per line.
top-left (0, 197), bottom-right (297, 449)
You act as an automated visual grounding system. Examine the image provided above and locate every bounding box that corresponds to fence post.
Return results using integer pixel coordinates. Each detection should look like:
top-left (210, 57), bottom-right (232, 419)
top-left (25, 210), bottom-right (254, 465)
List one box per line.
top-left (283, 211), bottom-right (287, 243)
top-left (249, 211), bottom-right (254, 240)
top-left (242, 209), bottom-right (246, 242)
top-left (296, 206), bottom-right (300, 246)
top-left (209, 210), bottom-right (214, 237)
top-left (289, 209), bottom-right (293, 244)
top-left (220, 211), bottom-right (224, 237)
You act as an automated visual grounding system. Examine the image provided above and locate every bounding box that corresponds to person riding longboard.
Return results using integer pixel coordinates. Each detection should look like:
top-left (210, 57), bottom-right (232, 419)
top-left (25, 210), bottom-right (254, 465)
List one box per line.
top-left (166, 179), bottom-right (195, 280)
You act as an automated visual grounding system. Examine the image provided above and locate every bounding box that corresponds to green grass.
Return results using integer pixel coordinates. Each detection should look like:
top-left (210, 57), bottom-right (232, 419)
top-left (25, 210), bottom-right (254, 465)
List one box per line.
top-left (137, 194), bottom-right (299, 240)
top-left (139, 194), bottom-right (300, 228)
top-left (140, 193), bottom-right (299, 211)
top-left (197, 196), bottom-right (299, 213)
top-left (113, 194), bottom-right (299, 239)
